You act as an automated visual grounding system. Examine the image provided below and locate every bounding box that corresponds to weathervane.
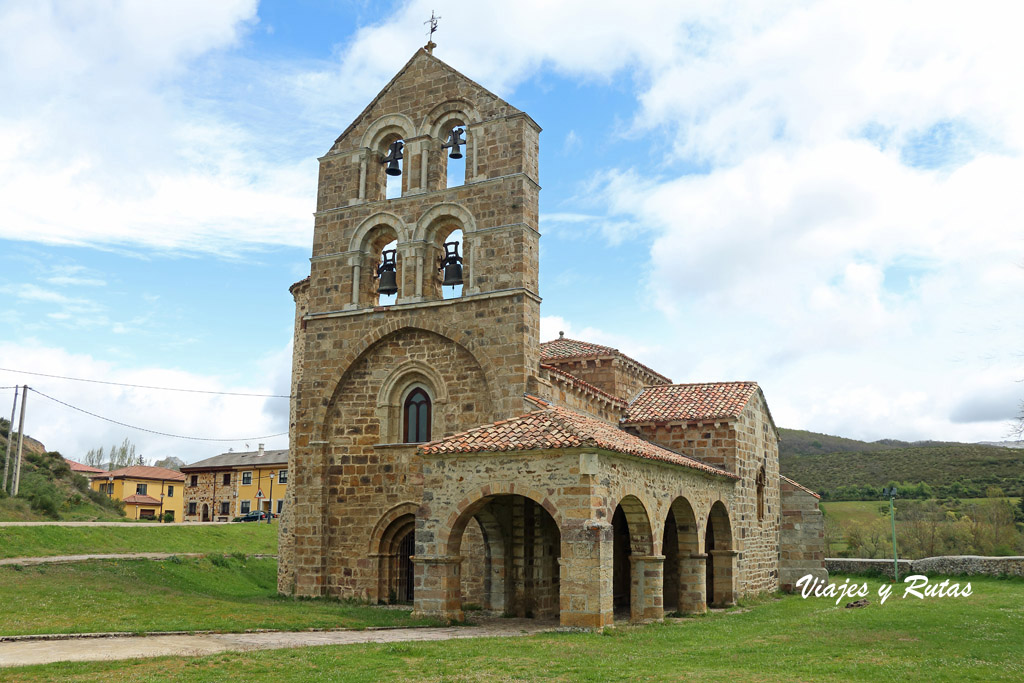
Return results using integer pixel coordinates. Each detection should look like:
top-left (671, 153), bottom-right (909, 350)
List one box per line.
top-left (424, 10), bottom-right (440, 54)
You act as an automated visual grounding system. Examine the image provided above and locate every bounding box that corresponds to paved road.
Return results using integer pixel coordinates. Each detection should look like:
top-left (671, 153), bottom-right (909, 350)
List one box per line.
top-left (0, 618), bottom-right (556, 668)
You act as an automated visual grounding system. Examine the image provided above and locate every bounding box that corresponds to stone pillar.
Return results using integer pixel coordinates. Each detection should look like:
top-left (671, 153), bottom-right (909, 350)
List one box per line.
top-left (679, 552), bottom-right (707, 614)
top-left (709, 549), bottom-right (738, 606)
top-left (558, 520), bottom-right (614, 629)
top-left (629, 555), bottom-right (665, 623)
top-left (411, 555), bottom-right (463, 623)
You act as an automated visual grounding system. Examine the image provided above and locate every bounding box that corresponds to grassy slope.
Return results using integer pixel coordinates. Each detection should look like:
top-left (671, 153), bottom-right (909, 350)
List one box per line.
top-left (0, 522), bottom-right (277, 559)
top-left (0, 557), bottom-right (436, 636)
top-left (4, 575), bottom-right (1022, 682)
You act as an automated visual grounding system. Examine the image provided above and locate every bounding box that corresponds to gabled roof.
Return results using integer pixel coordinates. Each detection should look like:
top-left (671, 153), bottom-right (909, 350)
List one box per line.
top-left (419, 399), bottom-right (736, 479)
top-left (90, 465), bottom-right (186, 482)
top-left (180, 448), bottom-right (289, 472)
top-left (540, 336), bottom-right (672, 384)
top-left (64, 458), bottom-right (105, 474)
top-left (540, 363), bottom-right (627, 407)
top-left (781, 475), bottom-right (821, 499)
top-left (623, 382), bottom-right (759, 425)
top-left (122, 494), bottom-right (162, 505)
top-left (331, 48), bottom-right (525, 152)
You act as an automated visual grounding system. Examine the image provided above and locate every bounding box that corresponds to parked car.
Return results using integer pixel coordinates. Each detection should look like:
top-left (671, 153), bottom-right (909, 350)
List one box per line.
top-left (233, 511), bottom-right (277, 522)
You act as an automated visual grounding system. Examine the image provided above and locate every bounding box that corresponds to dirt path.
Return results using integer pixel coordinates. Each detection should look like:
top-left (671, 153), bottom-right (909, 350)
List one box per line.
top-left (0, 618), bottom-right (556, 668)
top-left (0, 553), bottom-right (280, 566)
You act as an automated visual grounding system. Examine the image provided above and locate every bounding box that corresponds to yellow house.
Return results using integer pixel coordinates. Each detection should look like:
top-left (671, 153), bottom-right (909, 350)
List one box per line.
top-left (90, 465), bottom-right (186, 521)
top-left (180, 445), bottom-right (288, 522)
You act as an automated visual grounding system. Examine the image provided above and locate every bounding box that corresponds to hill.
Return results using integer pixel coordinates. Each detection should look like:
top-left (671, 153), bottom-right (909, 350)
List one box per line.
top-left (0, 420), bottom-right (126, 521)
top-left (779, 428), bottom-right (1024, 499)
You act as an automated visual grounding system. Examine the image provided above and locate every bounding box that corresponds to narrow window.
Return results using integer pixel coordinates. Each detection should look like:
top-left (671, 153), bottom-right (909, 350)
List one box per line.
top-left (756, 466), bottom-right (766, 522)
top-left (444, 126), bottom-right (466, 188)
top-left (242, 471), bottom-right (253, 486)
top-left (167, 486), bottom-right (174, 497)
top-left (440, 230), bottom-right (463, 299)
top-left (188, 502), bottom-right (197, 515)
top-left (377, 240), bottom-right (398, 306)
top-left (190, 475), bottom-right (198, 487)
top-left (276, 499), bottom-right (284, 514)
top-left (222, 473), bottom-right (231, 486)
top-left (220, 501), bottom-right (230, 515)
top-left (241, 500), bottom-right (251, 514)
top-left (136, 483), bottom-right (148, 495)
top-left (278, 469), bottom-right (288, 484)
top-left (383, 139), bottom-right (404, 199)
top-left (403, 388), bottom-right (432, 443)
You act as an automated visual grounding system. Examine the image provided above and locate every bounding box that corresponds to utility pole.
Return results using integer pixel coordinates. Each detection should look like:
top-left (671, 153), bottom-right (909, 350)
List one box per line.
top-left (2, 385), bottom-right (17, 494)
top-left (12, 385), bottom-right (27, 496)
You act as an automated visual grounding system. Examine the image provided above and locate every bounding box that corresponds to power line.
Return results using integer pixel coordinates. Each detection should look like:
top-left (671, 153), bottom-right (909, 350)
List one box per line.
top-left (29, 387), bottom-right (288, 443)
top-left (0, 367), bottom-right (290, 398)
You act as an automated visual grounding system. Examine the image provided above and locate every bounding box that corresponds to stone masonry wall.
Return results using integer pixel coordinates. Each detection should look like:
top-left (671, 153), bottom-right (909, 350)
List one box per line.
top-left (779, 478), bottom-right (827, 592)
top-left (825, 556), bottom-right (1024, 578)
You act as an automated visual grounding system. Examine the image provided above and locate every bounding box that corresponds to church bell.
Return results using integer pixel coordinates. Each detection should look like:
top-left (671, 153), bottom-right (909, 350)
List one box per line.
top-left (438, 241), bottom-right (463, 288)
top-left (377, 249), bottom-right (398, 296)
top-left (442, 127), bottom-right (465, 159)
top-left (382, 140), bottom-right (403, 176)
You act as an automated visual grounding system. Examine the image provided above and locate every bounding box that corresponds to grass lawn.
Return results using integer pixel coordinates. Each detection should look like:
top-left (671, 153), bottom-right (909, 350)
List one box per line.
top-left (821, 497), bottom-right (1021, 528)
top-left (3, 574), bottom-right (1022, 681)
top-left (0, 556), bottom-right (437, 636)
top-left (0, 521), bottom-right (277, 559)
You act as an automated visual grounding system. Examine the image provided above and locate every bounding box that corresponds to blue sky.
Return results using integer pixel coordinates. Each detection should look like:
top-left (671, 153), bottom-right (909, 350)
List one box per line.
top-left (1, 0), bottom-right (1021, 463)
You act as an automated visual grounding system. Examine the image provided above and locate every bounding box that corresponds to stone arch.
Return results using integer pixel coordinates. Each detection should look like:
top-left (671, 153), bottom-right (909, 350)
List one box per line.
top-left (662, 496), bottom-right (705, 615)
top-left (611, 493), bottom-right (657, 622)
top-left (370, 503), bottom-right (419, 604)
top-left (313, 323), bottom-right (500, 439)
top-left (414, 202), bottom-right (479, 241)
top-left (439, 483), bottom-right (563, 556)
top-left (349, 211), bottom-right (410, 252)
top-left (376, 360), bottom-right (450, 444)
top-left (361, 113), bottom-right (416, 151)
top-left (419, 98), bottom-right (483, 139)
top-left (705, 500), bottom-right (737, 607)
top-left (437, 488), bottom-right (562, 619)
top-left (415, 203), bottom-right (477, 299)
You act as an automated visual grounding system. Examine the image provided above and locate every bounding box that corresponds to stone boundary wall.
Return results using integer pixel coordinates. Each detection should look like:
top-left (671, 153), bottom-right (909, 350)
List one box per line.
top-left (826, 556), bottom-right (1024, 578)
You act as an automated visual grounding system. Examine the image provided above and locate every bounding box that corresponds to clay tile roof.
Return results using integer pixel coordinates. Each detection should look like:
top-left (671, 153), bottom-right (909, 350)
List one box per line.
top-left (90, 465), bottom-right (186, 482)
top-left (781, 475), bottom-right (821, 499)
top-left (121, 494), bottom-right (162, 505)
top-left (623, 382), bottom-right (759, 425)
top-left (419, 403), bottom-right (737, 479)
top-left (64, 458), bottom-right (105, 474)
top-left (539, 337), bottom-right (672, 384)
top-left (540, 363), bottom-right (627, 407)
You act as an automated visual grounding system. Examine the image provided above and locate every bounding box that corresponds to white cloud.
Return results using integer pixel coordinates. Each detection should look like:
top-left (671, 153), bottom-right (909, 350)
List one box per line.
top-left (0, 342), bottom-right (289, 464)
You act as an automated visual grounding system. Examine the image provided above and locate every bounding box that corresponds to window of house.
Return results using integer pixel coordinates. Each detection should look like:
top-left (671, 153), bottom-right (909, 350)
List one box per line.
top-left (276, 499), bottom-right (284, 514)
top-left (403, 388), bottom-right (431, 443)
top-left (188, 502), bottom-right (197, 515)
top-left (140, 509), bottom-right (155, 519)
top-left (240, 500), bottom-right (251, 514)
top-left (167, 486), bottom-right (174, 497)
top-left (136, 483), bottom-right (148, 496)
top-left (190, 475), bottom-right (198, 487)
top-left (242, 471), bottom-right (252, 486)
top-left (278, 469), bottom-right (288, 484)
top-left (220, 501), bottom-right (230, 515)
top-left (222, 473), bottom-right (231, 486)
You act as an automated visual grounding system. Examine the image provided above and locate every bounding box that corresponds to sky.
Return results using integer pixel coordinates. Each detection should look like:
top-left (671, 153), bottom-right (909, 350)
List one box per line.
top-left (0, 0), bottom-right (1021, 464)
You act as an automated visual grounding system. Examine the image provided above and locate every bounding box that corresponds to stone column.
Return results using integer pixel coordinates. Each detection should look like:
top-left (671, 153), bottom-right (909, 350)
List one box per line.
top-left (558, 519), bottom-right (614, 629)
top-left (709, 549), bottom-right (738, 606)
top-left (629, 554), bottom-right (665, 623)
top-left (411, 555), bottom-right (463, 623)
top-left (679, 552), bottom-right (707, 614)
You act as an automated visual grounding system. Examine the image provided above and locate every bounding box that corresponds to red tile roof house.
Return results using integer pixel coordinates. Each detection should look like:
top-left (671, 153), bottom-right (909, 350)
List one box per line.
top-left (279, 49), bottom-right (827, 630)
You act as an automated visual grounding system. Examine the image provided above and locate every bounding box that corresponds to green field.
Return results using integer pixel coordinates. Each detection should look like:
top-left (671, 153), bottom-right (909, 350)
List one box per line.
top-left (0, 556), bottom-right (437, 636)
top-left (0, 522), bottom-right (278, 559)
top-left (821, 497), bottom-right (1021, 527)
top-left (3, 574), bottom-right (1021, 682)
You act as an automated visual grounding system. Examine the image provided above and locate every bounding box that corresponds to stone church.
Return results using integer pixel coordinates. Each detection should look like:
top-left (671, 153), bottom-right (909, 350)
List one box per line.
top-left (278, 47), bottom-right (826, 629)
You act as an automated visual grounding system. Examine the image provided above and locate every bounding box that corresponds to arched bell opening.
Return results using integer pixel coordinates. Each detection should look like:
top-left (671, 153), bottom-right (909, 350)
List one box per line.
top-left (662, 497), bottom-right (704, 615)
top-left (445, 494), bottom-right (561, 619)
top-left (424, 222), bottom-right (466, 301)
top-left (440, 119), bottom-right (467, 188)
top-left (377, 512), bottom-right (416, 604)
top-left (705, 501), bottom-right (736, 608)
top-left (379, 132), bottom-right (405, 200)
top-left (612, 495), bottom-right (656, 623)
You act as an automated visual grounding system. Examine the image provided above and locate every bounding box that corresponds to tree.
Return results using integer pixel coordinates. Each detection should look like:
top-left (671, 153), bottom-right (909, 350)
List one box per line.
top-left (84, 446), bottom-right (105, 468)
top-left (107, 438), bottom-right (141, 470)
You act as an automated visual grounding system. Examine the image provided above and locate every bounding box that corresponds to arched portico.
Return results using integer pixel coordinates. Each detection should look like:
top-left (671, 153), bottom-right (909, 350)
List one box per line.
top-left (612, 494), bottom-right (663, 623)
top-left (662, 496), bottom-right (706, 614)
top-left (705, 501), bottom-right (737, 607)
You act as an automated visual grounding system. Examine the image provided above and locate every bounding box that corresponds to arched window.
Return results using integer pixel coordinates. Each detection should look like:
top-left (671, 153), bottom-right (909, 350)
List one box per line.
top-left (756, 465), bottom-right (767, 522)
top-left (403, 388), bottom-right (431, 443)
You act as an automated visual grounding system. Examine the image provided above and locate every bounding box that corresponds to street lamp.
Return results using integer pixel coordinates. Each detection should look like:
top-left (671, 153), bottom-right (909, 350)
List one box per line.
top-left (267, 472), bottom-right (276, 525)
top-left (883, 486), bottom-right (899, 581)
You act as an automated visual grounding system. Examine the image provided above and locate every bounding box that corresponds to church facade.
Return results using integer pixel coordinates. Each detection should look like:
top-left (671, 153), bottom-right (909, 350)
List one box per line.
top-left (278, 48), bottom-right (826, 629)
